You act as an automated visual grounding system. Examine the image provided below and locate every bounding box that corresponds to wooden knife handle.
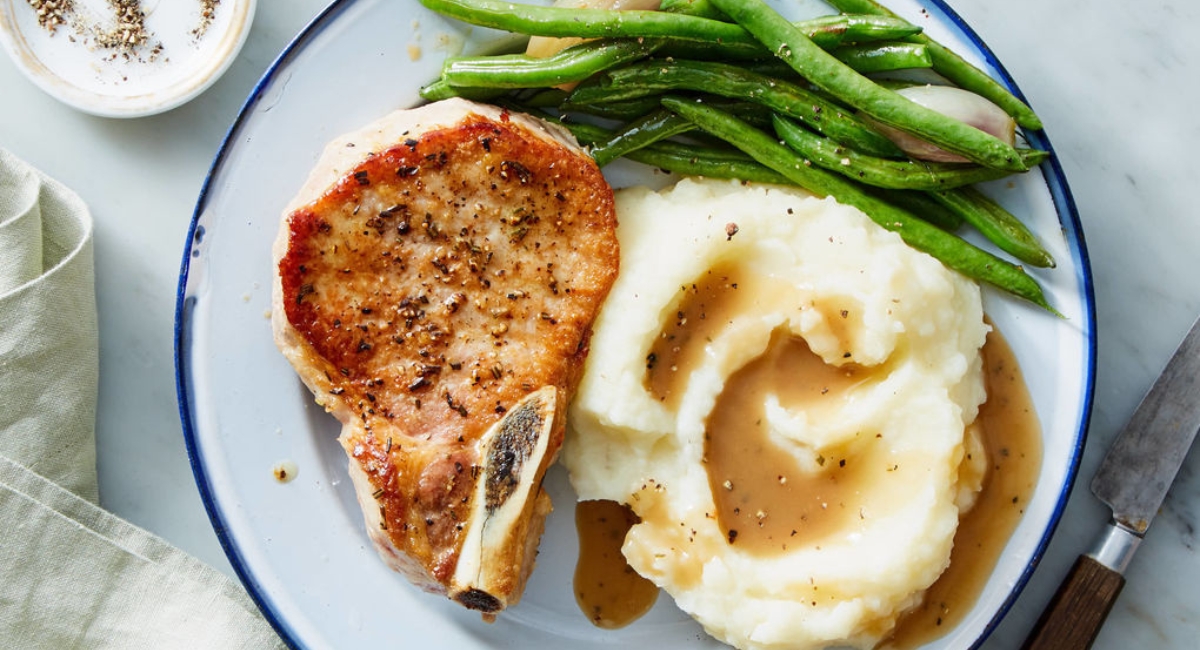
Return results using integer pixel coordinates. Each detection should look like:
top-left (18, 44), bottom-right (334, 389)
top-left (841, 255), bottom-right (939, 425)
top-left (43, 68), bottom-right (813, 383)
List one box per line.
top-left (1021, 554), bottom-right (1125, 650)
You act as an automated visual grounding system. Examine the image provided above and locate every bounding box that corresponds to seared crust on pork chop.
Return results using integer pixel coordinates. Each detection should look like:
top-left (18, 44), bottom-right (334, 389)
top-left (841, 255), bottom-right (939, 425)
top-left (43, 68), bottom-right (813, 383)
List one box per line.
top-left (271, 99), bottom-right (618, 615)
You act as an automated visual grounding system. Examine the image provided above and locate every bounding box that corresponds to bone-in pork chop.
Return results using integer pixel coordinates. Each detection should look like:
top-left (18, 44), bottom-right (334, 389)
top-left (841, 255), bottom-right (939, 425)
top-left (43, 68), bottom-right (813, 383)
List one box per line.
top-left (271, 98), bottom-right (619, 616)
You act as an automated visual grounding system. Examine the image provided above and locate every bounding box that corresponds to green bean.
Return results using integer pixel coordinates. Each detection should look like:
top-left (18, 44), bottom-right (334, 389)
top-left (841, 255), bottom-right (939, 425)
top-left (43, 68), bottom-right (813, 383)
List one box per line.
top-left (659, 36), bottom-right (930, 74)
top-left (660, 97), bottom-right (1054, 310)
top-left (626, 145), bottom-right (790, 182)
top-left (552, 118), bottom-right (792, 183)
top-left (546, 112), bottom-right (726, 163)
top-left (439, 39), bottom-right (660, 89)
top-left (823, 0), bottom-right (1042, 130)
top-left (630, 96), bottom-right (777, 130)
top-left (831, 42), bottom-right (931, 74)
top-left (810, 13), bottom-right (925, 45)
top-left (746, 54), bottom-right (920, 81)
top-left (569, 59), bottom-right (904, 158)
top-left (660, 0), bottom-right (729, 21)
top-left (607, 130), bottom-right (751, 162)
top-left (419, 0), bottom-right (927, 52)
top-left (708, 0), bottom-right (1028, 171)
top-left (590, 110), bottom-right (696, 167)
top-left (653, 38), bottom-right (771, 63)
top-left (745, 14), bottom-right (924, 50)
top-left (870, 188), bottom-right (963, 231)
top-left (561, 96), bottom-right (666, 120)
top-left (417, 0), bottom-right (756, 44)
top-left (741, 58), bottom-right (807, 80)
top-left (419, 79), bottom-right (508, 102)
top-left (703, 99), bottom-right (775, 128)
top-left (567, 95), bottom-right (782, 136)
top-left (656, 14), bottom-right (923, 62)
top-left (773, 114), bottom-right (1048, 190)
top-left (928, 186), bottom-right (1055, 268)
top-left (516, 87), bottom-right (571, 108)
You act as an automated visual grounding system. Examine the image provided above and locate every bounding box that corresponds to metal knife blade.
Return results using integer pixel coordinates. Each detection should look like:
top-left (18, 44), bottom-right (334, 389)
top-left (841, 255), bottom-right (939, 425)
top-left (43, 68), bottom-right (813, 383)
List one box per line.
top-left (1091, 314), bottom-right (1200, 535)
top-left (1023, 314), bottom-right (1200, 650)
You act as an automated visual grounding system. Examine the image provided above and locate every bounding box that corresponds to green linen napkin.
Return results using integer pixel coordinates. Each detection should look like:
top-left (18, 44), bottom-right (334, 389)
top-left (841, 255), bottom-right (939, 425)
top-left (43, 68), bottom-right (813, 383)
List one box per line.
top-left (0, 149), bottom-right (284, 649)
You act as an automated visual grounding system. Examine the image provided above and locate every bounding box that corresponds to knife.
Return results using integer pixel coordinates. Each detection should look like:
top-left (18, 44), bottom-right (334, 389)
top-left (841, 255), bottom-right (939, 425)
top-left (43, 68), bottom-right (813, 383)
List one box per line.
top-left (1022, 315), bottom-right (1200, 650)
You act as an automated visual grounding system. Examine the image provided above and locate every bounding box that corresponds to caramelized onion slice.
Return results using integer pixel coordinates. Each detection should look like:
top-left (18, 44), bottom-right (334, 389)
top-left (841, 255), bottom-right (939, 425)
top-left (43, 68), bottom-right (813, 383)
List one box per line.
top-left (872, 85), bottom-right (1017, 163)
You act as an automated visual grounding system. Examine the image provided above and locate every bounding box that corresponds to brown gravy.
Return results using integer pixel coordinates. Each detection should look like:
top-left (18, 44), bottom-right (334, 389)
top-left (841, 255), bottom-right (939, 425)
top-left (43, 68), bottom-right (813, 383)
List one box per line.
top-left (573, 499), bottom-right (659, 629)
top-left (589, 257), bottom-right (1041, 641)
top-left (703, 334), bottom-right (928, 554)
top-left (646, 264), bottom-right (778, 409)
top-left (884, 327), bottom-right (1042, 648)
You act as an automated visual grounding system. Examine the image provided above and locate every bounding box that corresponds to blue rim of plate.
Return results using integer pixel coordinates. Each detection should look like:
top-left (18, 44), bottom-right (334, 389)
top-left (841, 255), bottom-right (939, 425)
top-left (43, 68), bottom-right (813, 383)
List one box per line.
top-left (174, 1), bottom-right (1097, 647)
top-left (920, 3), bottom-right (1097, 648)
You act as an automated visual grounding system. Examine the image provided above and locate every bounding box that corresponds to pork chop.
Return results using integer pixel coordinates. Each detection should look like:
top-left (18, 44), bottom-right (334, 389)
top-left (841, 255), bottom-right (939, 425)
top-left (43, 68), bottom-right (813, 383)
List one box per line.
top-left (271, 98), bottom-right (619, 615)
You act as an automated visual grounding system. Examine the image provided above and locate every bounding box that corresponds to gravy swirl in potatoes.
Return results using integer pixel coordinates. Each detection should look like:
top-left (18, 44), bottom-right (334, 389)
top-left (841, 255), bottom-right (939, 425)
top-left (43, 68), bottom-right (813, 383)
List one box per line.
top-left (566, 178), bottom-right (989, 650)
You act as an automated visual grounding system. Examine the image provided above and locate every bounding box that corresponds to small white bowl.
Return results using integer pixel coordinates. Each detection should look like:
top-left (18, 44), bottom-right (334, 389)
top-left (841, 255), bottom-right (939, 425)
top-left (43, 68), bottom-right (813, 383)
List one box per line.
top-left (0, 0), bottom-right (256, 118)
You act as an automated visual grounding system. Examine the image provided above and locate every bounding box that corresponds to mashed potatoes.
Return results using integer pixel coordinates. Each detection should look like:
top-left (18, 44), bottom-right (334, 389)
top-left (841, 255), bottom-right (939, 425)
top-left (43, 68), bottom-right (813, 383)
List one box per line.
top-left (564, 178), bottom-right (989, 650)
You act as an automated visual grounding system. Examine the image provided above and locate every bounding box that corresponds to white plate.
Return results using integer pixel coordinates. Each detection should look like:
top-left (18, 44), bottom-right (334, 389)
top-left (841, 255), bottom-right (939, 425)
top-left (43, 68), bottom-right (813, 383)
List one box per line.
top-left (175, 0), bottom-right (1095, 647)
top-left (0, 0), bottom-right (256, 117)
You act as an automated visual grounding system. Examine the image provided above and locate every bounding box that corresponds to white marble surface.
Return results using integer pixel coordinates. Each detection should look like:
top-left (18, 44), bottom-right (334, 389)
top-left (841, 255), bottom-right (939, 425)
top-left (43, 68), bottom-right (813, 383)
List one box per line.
top-left (1, 0), bottom-right (1198, 648)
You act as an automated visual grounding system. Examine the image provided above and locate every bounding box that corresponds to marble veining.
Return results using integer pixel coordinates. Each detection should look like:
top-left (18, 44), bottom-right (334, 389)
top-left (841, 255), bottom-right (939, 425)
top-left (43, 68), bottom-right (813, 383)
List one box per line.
top-left (2, 0), bottom-right (1199, 648)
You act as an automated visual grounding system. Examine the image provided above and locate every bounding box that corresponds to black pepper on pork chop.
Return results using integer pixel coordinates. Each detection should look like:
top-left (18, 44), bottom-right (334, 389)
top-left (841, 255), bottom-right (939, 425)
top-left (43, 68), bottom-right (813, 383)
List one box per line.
top-left (271, 98), bottom-right (619, 616)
